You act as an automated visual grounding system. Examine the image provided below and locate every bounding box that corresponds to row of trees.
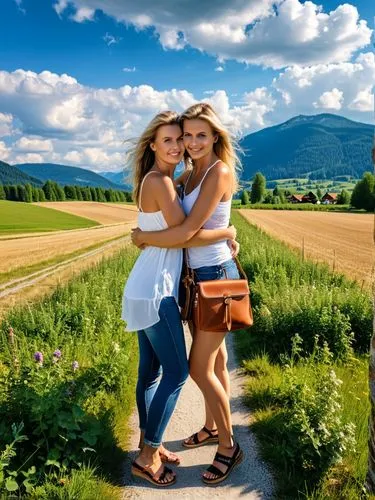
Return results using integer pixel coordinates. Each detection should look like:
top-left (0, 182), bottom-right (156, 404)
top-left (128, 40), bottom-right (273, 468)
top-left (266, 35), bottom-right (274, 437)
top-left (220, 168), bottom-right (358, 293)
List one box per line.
top-left (241, 172), bottom-right (371, 209)
top-left (0, 180), bottom-right (133, 203)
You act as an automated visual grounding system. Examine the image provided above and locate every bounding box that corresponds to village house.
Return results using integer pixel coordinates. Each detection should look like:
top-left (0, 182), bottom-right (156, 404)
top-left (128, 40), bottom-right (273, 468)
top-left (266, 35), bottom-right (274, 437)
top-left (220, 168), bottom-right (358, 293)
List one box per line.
top-left (321, 192), bottom-right (338, 204)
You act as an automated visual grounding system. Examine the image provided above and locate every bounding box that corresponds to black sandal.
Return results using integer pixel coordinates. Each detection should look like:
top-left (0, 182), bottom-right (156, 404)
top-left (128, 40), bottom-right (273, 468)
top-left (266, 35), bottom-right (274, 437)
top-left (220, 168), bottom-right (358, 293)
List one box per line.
top-left (182, 426), bottom-right (219, 449)
top-left (202, 442), bottom-right (243, 485)
top-left (131, 461), bottom-right (176, 487)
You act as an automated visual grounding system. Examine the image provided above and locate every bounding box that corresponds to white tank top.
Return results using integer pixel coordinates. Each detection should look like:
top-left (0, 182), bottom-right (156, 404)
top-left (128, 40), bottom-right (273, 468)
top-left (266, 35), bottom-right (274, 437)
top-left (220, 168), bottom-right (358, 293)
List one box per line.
top-left (121, 172), bottom-right (183, 331)
top-left (182, 161), bottom-right (232, 269)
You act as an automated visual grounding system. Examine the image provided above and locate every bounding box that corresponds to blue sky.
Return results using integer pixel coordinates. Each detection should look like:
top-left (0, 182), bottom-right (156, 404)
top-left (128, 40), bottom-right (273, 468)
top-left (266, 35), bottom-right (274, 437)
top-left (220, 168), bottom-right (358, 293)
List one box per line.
top-left (0, 0), bottom-right (373, 171)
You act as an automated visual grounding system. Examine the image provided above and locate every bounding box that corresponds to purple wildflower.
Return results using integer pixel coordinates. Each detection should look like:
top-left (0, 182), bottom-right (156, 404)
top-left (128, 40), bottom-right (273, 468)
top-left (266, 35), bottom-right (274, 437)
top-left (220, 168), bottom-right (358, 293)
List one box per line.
top-left (34, 351), bottom-right (44, 364)
top-left (53, 349), bottom-right (62, 359)
top-left (72, 361), bottom-right (79, 371)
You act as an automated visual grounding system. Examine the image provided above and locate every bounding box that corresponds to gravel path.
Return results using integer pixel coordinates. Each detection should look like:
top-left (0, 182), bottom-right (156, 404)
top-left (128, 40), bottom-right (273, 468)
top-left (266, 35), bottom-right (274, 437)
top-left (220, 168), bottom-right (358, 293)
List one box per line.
top-left (122, 326), bottom-right (274, 499)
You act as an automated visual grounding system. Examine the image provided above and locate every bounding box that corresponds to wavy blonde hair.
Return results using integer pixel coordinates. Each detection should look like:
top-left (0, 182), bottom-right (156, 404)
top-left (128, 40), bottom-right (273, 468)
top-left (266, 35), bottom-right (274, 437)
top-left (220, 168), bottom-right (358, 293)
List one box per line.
top-left (126, 111), bottom-right (181, 207)
top-left (179, 102), bottom-right (241, 193)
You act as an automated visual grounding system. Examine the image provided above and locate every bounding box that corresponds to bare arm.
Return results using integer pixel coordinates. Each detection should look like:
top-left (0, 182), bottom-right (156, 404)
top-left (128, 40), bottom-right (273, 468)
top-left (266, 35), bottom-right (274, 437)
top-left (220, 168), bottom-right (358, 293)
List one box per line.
top-left (169, 226), bottom-right (236, 248)
top-left (133, 163), bottom-right (231, 248)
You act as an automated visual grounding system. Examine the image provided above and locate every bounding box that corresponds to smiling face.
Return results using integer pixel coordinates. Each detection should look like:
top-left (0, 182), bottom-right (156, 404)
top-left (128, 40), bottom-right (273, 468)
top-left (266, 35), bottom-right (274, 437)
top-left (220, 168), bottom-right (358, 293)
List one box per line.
top-left (182, 118), bottom-right (217, 162)
top-left (150, 124), bottom-right (184, 166)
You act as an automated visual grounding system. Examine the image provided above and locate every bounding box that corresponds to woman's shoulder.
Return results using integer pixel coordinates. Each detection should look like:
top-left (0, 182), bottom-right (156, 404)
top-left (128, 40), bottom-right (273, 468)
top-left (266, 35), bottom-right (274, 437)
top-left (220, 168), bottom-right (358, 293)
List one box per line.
top-left (206, 160), bottom-right (231, 181)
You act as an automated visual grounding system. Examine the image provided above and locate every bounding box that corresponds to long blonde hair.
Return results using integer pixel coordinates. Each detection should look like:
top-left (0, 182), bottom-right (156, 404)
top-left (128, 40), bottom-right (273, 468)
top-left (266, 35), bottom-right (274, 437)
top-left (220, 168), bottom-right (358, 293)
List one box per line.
top-left (126, 111), bottom-right (181, 207)
top-left (179, 103), bottom-right (241, 193)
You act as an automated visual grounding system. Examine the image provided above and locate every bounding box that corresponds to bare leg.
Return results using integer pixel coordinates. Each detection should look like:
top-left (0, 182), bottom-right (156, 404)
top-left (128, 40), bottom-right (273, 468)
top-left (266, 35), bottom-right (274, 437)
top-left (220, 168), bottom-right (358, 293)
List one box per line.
top-left (189, 330), bottom-right (238, 479)
top-left (184, 329), bottom-right (230, 445)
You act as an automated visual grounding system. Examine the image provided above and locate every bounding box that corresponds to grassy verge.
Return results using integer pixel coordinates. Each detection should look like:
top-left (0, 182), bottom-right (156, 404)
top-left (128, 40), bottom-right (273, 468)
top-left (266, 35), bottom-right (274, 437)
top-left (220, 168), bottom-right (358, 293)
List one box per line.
top-left (231, 201), bottom-right (360, 211)
top-left (231, 210), bottom-right (372, 498)
top-left (0, 200), bottom-right (99, 234)
top-left (0, 234), bottom-right (130, 285)
top-left (0, 245), bottom-right (140, 498)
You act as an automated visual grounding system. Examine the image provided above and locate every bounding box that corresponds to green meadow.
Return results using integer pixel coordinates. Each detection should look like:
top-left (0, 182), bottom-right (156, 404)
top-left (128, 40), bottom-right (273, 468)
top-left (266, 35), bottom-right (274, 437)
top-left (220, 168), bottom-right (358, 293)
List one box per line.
top-left (0, 201), bottom-right (99, 234)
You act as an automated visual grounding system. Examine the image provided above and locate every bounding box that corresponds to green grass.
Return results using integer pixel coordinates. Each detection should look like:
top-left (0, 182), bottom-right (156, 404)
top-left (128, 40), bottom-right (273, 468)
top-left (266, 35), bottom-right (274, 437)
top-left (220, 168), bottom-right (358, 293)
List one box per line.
top-left (0, 245), bottom-right (140, 497)
top-left (231, 210), bottom-right (372, 498)
top-left (0, 200), bottom-right (99, 234)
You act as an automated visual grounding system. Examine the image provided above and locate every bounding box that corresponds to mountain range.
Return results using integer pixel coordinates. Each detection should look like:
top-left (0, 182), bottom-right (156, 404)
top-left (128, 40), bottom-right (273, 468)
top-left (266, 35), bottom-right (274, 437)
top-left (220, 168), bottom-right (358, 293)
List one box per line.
top-left (0, 114), bottom-right (373, 187)
top-left (239, 113), bottom-right (373, 180)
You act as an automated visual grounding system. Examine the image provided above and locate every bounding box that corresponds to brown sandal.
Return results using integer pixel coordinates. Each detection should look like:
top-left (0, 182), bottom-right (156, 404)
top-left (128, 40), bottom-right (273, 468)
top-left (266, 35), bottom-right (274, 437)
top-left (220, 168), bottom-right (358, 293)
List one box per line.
top-left (131, 461), bottom-right (176, 487)
top-left (182, 426), bottom-right (219, 449)
top-left (202, 442), bottom-right (243, 485)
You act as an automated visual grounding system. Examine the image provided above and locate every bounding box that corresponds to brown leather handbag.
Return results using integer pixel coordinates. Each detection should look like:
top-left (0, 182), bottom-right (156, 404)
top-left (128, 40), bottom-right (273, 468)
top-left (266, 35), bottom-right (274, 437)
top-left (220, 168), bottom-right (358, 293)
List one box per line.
top-left (181, 256), bottom-right (253, 332)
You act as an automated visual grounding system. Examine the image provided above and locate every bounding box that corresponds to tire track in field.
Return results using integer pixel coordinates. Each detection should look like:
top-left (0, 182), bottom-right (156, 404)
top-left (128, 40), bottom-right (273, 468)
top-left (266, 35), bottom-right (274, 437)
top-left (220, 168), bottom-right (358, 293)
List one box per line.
top-left (0, 234), bottom-right (130, 299)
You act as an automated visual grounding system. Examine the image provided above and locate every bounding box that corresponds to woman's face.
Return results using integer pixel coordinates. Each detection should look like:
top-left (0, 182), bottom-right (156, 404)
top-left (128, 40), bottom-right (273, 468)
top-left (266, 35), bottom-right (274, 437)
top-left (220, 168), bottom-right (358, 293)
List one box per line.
top-left (182, 119), bottom-right (217, 162)
top-left (150, 124), bottom-right (184, 165)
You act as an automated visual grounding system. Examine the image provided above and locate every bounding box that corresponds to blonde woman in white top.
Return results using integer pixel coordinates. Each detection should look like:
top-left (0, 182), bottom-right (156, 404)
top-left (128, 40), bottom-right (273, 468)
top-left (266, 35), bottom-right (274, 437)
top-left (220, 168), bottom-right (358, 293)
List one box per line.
top-left (132, 103), bottom-right (243, 485)
top-left (122, 111), bottom-right (237, 487)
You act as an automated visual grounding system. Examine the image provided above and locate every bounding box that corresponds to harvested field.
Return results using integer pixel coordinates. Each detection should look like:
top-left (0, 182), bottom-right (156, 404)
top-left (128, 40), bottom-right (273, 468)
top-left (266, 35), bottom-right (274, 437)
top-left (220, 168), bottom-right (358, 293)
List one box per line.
top-left (239, 209), bottom-right (374, 287)
top-left (1, 222), bottom-right (136, 276)
top-left (35, 201), bottom-right (137, 225)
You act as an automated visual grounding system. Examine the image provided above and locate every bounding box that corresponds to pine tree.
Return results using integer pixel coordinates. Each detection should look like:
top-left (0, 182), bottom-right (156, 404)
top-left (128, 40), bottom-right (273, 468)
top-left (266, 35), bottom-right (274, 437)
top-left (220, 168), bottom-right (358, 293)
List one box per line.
top-left (240, 189), bottom-right (249, 205)
top-left (337, 189), bottom-right (350, 205)
top-left (0, 184), bottom-right (5, 200)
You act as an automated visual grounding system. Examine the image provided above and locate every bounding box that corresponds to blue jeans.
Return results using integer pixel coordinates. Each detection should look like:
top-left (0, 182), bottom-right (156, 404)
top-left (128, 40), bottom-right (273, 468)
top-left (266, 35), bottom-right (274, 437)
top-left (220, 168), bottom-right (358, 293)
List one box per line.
top-left (193, 258), bottom-right (240, 283)
top-left (136, 297), bottom-right (189, 448)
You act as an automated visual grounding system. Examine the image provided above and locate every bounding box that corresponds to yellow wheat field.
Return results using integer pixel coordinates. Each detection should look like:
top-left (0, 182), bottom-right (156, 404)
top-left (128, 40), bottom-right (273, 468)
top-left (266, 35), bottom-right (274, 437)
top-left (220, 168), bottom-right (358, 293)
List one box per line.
top-left (35, 201), bottom-right (138, 225)
top-left (1, 223), bottom-right (137, 274)
top-left (239, 209), bottom-right (374, 287)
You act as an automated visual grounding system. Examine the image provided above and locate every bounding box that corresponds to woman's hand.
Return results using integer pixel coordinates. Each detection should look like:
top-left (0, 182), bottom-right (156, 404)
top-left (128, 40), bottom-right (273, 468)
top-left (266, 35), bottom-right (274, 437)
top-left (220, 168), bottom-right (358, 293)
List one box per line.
top-left (227, 239), bottom-right (240, 258)
top-left (227, 225), bottom-right (237, 241)
top-left (131, 228), bottom-right (146, 249)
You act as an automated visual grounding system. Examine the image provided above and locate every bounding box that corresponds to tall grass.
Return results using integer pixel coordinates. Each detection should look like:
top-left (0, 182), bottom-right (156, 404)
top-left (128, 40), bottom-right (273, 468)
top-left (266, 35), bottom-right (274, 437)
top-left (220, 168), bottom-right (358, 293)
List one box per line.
top-left (0, 245), bottom-right (140, 498)
top-left (231, 210), bottom-right (372, 498)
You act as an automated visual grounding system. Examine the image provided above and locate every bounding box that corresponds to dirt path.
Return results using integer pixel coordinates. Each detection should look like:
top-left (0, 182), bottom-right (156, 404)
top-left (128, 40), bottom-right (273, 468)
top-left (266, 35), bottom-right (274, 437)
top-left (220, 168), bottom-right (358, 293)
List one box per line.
top-left (121, 327), bottom-right (274, 499)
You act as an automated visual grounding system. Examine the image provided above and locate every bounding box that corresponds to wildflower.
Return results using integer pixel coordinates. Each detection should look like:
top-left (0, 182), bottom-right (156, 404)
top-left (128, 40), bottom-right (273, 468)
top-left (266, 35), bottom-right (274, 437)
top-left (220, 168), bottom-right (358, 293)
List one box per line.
top-left (8, 327), bottom-right (14, 345)
top-left (72, 361), bottom-right (79, 371)
top-left (53, 349), bottom-right (62, 359)
top-left (34, 351), bottom-right (44, 364)
top-left (113, 342), bottom-right (120, 353)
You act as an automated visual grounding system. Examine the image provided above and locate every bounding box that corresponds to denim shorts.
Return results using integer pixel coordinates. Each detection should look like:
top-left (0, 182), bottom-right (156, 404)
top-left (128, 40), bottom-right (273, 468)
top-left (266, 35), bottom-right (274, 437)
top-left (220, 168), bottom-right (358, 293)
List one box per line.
top-left (193, 258), bottom-right (240, 283)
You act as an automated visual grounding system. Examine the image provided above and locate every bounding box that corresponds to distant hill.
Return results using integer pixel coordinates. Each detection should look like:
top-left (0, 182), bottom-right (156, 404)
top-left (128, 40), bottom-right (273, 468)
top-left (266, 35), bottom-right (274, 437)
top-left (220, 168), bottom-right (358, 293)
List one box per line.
top-left (16, 163), bottom-right (126, 189)
top-left (0, 160), bottom-right (43, 186)
top-left (239, 113), bottom-right (374, 181)
top-left (101, 170), bottom-right (132, 189)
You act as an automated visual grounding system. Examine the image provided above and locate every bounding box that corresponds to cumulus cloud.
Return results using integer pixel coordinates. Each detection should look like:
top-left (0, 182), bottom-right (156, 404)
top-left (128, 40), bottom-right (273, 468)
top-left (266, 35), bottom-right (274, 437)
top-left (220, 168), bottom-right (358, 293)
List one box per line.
top-left (0, 113), bottom-right (14, 137)
top-left (122, 66), bottom-right (136, 72)
top-left (215, 66), bottom-right (224, 72)
top-left (0, 141), bottom-right (10, 161)
top-left (1, 63), bottom-right (373, 169)
top-left (313, 88), bottom-right (344, 110)
top-left (14, 137), bottom-right (54, 152)
top-left (272, 51), bottom-right (375, 121)
top-left (53, 0), bottom-right (372, 68)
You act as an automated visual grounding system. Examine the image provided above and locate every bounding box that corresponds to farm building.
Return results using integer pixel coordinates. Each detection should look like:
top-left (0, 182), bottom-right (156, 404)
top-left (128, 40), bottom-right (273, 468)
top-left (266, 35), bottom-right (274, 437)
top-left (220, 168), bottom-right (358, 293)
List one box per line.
top-left (321, 192), bottom-right (338, 204)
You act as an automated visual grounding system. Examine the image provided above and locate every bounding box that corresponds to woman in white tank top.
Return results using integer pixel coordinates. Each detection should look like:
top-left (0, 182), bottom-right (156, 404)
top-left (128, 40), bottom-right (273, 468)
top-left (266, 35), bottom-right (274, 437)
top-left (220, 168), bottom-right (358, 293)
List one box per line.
top-left (122, 111), bottom-right (237, 487)
top-left (132, 103), bottom-right (243, 485)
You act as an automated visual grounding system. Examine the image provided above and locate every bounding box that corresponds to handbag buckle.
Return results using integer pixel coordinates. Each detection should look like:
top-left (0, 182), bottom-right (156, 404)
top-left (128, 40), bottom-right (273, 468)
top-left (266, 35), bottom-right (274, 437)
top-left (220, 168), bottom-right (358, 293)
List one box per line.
top-left (224, 296), bottom-right (232, 305)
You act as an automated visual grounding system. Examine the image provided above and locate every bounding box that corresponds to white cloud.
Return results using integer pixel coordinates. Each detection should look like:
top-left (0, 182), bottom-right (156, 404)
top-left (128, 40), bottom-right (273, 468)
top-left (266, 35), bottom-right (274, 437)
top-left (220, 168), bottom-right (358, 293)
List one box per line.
top-left (272, 52), bottom-right (375, 120)
top-left (14, 137), bottom-right (53, 152)
top-left (0, 113), bottom-right (14, 137)
top-left (313, 88), bottom-right (344, 110)
top-left (348, 86), bottom-right (374, 112)
top-left (53, 0), bottom-right (372, 68)
top-left (0, 63), bottom-right (373, 170)
top-left (71, 6), bottom-right (94, 22)
top-left (215, 66), bottom-right (224, 72)
top-left (0, 141), bottom-right (10, 160)
top-left (103, 32), bottom-right (122, 46)
top-left (122, 66), bottom-right (136, 72)
top-left (14, 153), bottom-right (45, 164)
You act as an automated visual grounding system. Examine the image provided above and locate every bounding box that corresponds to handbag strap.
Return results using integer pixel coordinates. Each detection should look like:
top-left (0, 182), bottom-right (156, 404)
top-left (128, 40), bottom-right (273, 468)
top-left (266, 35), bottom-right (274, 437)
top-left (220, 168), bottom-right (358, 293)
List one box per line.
top-left (233, 256), bottom-right (248, 281)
